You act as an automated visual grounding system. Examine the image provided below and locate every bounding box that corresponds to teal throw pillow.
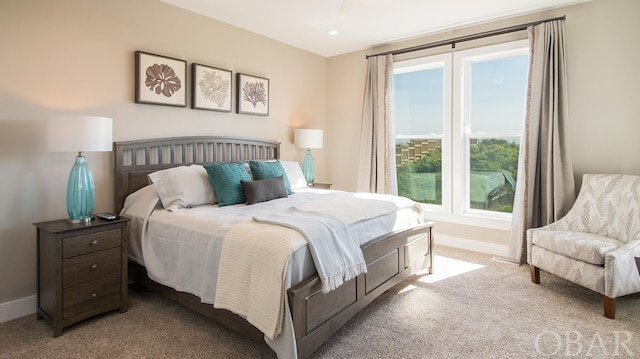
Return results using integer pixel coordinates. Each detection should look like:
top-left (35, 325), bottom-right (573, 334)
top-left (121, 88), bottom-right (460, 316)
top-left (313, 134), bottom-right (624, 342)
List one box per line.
top-left (248, 160), bottom-right (293, 195)
top-left (203, 162), bottom-right (251, 207)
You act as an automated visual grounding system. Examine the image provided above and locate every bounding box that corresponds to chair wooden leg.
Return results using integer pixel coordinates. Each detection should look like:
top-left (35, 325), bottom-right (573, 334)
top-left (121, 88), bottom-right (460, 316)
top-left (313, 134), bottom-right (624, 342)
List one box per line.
top-left (604, 296), bottom-right (616, 319)
top-left (530, 265), bottom-right (540, 284)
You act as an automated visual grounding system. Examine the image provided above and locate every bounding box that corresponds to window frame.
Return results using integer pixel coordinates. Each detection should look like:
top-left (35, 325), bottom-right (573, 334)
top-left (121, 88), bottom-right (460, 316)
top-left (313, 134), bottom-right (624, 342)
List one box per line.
top-left (455, 40), bottom-right (529, 220)
top-left (393, 39), bottom-right (529, 230)
top-left (394, 53), bottom-right (452, 212)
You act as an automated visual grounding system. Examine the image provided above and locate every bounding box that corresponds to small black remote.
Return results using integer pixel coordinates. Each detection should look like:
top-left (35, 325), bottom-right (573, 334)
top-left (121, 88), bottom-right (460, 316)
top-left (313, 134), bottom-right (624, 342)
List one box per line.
top-left (97, 213), bottom-right (118, 220)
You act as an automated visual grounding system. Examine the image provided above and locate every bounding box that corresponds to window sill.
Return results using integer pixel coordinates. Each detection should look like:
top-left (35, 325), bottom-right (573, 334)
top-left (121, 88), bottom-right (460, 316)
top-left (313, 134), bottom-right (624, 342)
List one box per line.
top-left (421, 209), bottom-right (512, 231)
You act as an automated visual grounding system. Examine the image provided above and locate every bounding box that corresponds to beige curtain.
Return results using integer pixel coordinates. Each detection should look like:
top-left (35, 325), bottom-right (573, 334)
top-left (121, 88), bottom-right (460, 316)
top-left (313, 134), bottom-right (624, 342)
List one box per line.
top-left (509, 20), bottom-right (576, 264)
top-left (357, 54), bottom-right (398, 194)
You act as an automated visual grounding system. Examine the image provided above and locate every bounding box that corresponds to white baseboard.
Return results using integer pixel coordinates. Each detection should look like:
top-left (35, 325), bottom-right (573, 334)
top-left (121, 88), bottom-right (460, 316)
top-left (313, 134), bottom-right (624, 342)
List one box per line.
top-left (0, 295), bottom-right (36, 323)
top-left (434, 234), bottom-right (509, 257)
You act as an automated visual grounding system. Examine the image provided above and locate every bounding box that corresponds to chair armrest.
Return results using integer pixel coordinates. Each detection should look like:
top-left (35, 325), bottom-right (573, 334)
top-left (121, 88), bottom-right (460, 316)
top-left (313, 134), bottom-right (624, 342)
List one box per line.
top-left (604, 240), bottom-right (640, 298)
top-left (526, 224), bottom-right (562, 264)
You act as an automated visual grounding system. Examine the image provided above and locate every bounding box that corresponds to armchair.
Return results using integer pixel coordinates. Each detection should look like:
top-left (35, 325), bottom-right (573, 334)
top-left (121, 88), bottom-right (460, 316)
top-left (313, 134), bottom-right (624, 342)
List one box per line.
top-left (527, 174), bottom-right (640, 319)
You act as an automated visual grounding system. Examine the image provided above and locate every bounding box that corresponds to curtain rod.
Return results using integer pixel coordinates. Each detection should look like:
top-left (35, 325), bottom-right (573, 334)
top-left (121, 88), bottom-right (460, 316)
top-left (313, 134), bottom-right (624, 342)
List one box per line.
top-left (365, 15), bottom-right (565, 59)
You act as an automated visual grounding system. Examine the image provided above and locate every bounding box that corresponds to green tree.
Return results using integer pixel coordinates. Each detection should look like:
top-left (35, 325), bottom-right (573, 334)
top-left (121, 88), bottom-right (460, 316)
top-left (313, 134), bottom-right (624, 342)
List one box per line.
top-left (469, 139), bottom-right (519, 212)
top-left (470, 139), bottom-right (519, 178)
top-left (397, 148), bottom-right (442, 204)
top-left (396, 139), bottom-right (519, 211)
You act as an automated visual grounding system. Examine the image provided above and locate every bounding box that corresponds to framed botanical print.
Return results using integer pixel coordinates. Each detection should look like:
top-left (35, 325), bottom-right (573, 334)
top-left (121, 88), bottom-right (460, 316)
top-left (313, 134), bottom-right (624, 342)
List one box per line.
top-left (236, 73), bottom-right (269, 116)
top-left (192, 63), bottom-right (232, 112)
top-left (135, 51), bottom-right (187, 107)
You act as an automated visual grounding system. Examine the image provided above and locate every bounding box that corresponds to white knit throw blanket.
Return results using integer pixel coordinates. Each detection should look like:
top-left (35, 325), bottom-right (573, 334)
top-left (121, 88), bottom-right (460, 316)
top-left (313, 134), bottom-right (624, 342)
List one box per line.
top-left (253, 207), bottom-right (367, 293)
top-left (214, 220), bottom-right (306, 339)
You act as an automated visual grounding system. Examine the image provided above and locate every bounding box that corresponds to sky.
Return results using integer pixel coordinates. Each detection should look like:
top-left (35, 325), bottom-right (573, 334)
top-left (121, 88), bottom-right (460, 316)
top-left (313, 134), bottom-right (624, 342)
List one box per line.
top-left (394, 54), bottom-right (528, 137)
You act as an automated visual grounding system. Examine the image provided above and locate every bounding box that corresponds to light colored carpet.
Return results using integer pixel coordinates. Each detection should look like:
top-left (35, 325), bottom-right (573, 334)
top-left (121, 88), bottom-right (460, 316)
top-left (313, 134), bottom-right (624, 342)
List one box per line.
top-left (2, 245), bottom-right (639, 358)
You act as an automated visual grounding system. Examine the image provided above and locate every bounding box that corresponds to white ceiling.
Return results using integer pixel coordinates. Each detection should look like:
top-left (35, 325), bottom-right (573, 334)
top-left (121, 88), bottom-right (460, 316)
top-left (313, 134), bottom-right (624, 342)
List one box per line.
top-left (161, 0), bottom-right (591, 57)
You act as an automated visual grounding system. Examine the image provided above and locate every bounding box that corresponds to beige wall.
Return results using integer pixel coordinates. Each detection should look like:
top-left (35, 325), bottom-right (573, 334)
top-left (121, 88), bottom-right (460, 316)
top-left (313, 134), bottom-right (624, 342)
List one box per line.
top-left (0, 0), bottom-right (327, 305)
top-left (326, 0), bottom-right (640, 255)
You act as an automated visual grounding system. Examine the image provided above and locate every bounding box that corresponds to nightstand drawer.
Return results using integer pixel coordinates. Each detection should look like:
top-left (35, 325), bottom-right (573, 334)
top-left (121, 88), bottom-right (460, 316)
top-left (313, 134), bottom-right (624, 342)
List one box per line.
top-left (63, 229), bottom-right (121, 258)
top-left (63, 247), bottom-right (122, 288)
top-left (63, 275), bottom-right (121, 319)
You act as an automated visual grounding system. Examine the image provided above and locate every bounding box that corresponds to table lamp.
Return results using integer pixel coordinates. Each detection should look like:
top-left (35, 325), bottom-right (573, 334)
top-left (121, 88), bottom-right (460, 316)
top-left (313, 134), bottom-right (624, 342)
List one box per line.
top-left (47, 116), bottom-right (113, 223)
top-left (294, 129), bottom-right (323, 185)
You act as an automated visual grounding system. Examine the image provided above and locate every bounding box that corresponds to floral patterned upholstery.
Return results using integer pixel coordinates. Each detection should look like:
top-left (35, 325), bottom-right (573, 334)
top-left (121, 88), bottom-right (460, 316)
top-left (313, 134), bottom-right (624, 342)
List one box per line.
top-left (527, 174), bottom-right (640, 315)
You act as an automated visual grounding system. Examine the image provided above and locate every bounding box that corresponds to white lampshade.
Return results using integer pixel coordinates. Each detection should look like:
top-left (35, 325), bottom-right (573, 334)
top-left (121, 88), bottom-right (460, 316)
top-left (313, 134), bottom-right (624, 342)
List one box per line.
top-left (47, 116), bottom-right (113, 153)
top-left (294, 129), bottom-right (323, 149)
top-left (46, 116), bottom-right (113, 223)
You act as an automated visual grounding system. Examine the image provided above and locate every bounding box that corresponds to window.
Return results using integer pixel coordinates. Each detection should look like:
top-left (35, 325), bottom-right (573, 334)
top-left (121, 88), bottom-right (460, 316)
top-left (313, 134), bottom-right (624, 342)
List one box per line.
top-left (394, 40), bottom-right (528, 225)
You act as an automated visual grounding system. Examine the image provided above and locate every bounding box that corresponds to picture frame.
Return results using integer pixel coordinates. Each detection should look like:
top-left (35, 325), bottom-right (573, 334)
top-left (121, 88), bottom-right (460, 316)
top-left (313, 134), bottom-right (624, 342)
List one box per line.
top-left (191, 63), bottom-right (232, 112)
top-left (236, 73), bottom-right (269, 116)
top-left (135, 51), bottom-right (187, 107)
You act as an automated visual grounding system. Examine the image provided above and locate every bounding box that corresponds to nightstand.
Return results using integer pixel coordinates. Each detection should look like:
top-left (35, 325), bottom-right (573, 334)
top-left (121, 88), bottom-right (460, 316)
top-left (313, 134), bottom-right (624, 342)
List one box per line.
top-left (310, 182), bottom-right (332, 189)
top-left (33, 216), bottom-right (130, 337)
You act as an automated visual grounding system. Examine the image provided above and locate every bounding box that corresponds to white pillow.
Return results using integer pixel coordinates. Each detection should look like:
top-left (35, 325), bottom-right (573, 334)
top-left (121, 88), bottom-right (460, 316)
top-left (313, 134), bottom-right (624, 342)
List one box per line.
top-left (120, 184), bottom-right (160, 217)
top-left (148, 165), bottom-right (216, 211)
top-left (280, 161), bottom-right (308, 190)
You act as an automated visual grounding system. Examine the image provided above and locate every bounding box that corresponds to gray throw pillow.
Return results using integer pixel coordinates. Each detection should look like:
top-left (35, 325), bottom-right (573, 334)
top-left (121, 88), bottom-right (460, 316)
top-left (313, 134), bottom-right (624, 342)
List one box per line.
top-left (241, 176), bottom-right (288, 205)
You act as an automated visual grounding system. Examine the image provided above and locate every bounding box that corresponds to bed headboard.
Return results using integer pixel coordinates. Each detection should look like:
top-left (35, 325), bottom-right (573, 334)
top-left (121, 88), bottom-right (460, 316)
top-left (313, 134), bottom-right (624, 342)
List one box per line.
top-left (113, 136), bottom-right (280, 213)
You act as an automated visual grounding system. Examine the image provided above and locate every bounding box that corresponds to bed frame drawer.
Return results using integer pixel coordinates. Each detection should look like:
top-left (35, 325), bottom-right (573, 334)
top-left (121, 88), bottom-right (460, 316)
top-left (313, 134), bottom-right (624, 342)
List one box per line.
top-left (404, 231), bottom-right (431, 268)
top-left (365, 249), bottom-right (399, 294)
top-left (305, 279), bottom-right (357, 333)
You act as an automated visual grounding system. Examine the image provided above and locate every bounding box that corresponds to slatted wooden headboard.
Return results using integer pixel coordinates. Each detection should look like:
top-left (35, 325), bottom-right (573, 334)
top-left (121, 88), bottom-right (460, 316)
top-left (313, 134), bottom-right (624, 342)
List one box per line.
top-left (113, 136), bottom-right (280, 213)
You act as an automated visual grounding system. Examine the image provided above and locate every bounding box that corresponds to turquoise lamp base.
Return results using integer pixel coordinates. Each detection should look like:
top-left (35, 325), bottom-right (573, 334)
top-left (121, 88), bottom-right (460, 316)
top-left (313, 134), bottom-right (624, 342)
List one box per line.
top-left (301, 149), bottom-right (315, 185)
top-left (66, 154), bottom-right (96, 223)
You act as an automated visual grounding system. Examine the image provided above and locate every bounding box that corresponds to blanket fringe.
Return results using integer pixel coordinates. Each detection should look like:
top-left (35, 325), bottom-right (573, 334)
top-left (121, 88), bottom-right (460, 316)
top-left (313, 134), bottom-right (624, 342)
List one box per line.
top-left (321, 262), bottom-right (368, 293)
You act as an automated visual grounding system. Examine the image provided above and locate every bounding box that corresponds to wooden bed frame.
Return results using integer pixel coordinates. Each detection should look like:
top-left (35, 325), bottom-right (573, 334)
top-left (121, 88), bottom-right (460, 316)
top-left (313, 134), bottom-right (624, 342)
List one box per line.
top-left (114, 136), bottom-right (434, 359)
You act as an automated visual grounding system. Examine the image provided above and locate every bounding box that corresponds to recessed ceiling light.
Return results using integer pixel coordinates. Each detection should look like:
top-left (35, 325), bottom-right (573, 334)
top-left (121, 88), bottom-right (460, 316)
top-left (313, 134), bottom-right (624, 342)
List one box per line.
top-left (328, 30), bottom-right (339, 36)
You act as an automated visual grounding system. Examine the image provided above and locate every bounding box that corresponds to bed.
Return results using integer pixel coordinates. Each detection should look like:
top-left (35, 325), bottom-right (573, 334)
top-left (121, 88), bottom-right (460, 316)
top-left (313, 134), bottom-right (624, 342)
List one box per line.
top-left (114, 136), bottom-right (434, 359)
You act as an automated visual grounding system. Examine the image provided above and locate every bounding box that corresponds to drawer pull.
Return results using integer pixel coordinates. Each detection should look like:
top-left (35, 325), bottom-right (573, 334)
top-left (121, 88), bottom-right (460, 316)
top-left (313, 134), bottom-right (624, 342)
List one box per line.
top-left (90, 292), bottom-right (97, 299)
top-left (90, 240), bottom-right (99, 246)
top-left (90, 264), bottom-right (98, 270)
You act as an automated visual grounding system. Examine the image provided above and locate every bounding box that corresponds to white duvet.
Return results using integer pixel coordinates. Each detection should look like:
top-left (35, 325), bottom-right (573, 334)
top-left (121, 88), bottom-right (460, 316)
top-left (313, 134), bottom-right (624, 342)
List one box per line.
top-left (121, 185), bottom-right (423, 358)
